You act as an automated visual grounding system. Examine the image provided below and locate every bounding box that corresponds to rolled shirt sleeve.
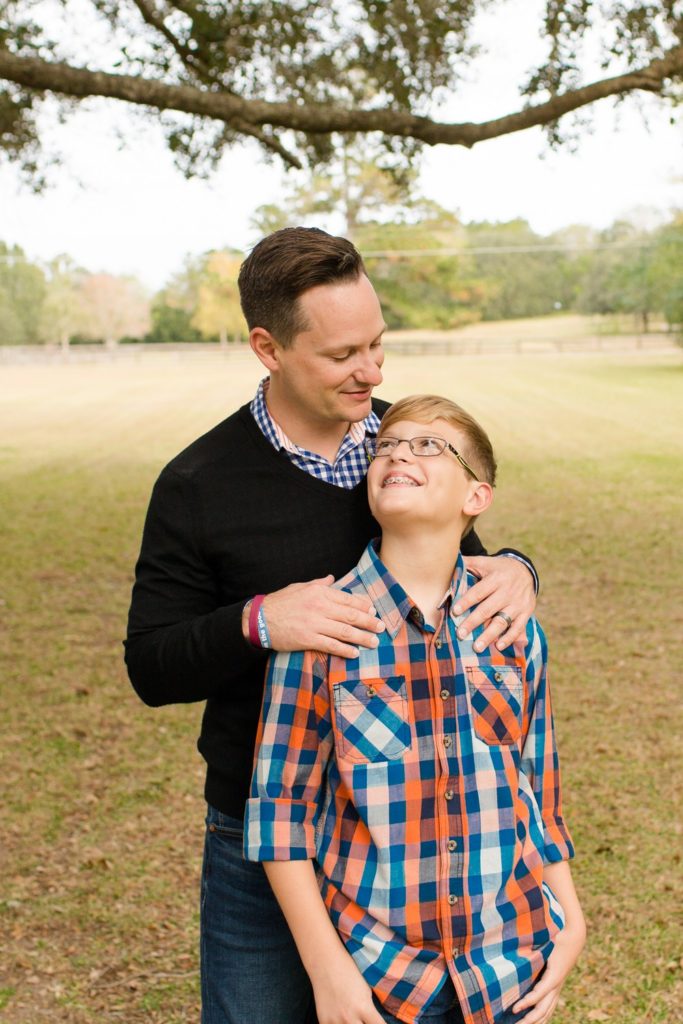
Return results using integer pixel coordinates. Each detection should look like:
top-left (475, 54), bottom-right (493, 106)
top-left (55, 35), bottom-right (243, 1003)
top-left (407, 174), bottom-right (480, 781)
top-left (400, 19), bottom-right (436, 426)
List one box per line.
top-left (521, 619), bottom-right (575, 864)
top-left (245, 647), bottom-right (332, 862)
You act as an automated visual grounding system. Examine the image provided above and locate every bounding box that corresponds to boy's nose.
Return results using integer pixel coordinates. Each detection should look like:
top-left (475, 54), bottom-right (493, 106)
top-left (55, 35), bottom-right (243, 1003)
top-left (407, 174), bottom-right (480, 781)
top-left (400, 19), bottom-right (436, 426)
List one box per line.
top-left (389, 441), bottom-right (413, 461)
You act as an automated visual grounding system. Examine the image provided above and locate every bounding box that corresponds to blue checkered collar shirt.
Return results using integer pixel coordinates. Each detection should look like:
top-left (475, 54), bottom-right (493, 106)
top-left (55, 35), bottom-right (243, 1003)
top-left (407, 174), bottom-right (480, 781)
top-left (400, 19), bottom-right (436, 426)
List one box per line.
top-left (249, 376), bottom-right (380, 489)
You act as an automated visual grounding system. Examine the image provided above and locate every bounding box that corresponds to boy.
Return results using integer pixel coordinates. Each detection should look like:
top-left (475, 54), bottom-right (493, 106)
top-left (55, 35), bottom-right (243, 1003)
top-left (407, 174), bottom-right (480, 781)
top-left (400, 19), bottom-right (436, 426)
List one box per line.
top-left (244, 395), bottom-right (585, 1024)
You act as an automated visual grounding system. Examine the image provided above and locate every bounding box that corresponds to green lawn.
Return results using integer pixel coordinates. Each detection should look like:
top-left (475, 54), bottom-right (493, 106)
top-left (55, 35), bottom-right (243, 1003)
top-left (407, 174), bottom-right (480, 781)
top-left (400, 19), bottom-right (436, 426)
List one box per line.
top-left (1, 349), bottom-right (682, 1022)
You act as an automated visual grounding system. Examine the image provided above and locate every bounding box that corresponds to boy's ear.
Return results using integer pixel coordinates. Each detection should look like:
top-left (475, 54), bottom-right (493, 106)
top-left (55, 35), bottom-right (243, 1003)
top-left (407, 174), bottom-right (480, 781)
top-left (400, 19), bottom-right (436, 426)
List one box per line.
top-left (463, 480), bottom-right (494, 518)
top-left (250, 327), bottom-right (282, 371)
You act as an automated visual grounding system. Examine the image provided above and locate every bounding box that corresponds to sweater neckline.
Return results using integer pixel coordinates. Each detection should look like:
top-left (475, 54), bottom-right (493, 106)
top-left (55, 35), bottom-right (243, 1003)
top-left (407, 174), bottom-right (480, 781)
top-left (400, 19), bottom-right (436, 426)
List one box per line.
top-left (237, 404), bottom-right (371, 500)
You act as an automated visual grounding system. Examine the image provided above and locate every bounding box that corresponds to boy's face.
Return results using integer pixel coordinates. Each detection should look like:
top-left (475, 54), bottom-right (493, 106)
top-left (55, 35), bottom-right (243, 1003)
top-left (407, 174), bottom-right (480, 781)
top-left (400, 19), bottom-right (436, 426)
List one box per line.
top-left (367, 418), bottom-right (490, 534)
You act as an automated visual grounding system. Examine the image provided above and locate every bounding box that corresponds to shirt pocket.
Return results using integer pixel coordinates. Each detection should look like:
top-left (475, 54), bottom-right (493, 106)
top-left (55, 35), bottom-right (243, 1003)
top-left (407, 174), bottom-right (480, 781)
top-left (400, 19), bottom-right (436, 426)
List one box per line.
top-left (465, 665), bottom-right (524, 746)
top-left (332, 675), bottom-right (411, 763)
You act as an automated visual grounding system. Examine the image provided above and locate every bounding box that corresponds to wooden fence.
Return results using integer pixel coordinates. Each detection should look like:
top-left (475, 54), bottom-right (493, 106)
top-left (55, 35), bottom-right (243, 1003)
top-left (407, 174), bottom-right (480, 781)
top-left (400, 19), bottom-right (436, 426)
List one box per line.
top-left (0, 332), bottom-right (679, 364)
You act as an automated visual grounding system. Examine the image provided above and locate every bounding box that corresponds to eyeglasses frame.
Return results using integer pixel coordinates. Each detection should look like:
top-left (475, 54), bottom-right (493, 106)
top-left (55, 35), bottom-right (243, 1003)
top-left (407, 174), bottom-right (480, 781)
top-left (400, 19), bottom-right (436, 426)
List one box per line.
top-left (365, 435), bottom-right (479, 480)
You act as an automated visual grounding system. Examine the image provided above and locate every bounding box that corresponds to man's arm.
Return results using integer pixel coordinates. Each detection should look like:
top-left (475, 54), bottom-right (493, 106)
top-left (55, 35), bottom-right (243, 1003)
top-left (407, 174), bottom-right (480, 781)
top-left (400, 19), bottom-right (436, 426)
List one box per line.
top-left (124, 468), bottom-right (384, 706)
top-left (124, 468), bottom-right (261, 705)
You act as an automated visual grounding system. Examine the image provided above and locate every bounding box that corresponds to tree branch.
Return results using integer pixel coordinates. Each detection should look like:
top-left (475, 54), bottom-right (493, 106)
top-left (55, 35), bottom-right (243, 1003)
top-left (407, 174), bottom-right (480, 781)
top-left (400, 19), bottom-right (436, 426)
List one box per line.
top-left (226, 119), bottom-right (302, 168)
top-left (129, 0), bottom-right (210, 82)
top-left (0, 44), bottom-right (680, 150)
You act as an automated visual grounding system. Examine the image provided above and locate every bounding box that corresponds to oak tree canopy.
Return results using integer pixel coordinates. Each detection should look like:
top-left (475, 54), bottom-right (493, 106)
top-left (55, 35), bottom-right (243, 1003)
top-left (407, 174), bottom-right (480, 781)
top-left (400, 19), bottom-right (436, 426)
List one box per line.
top-left (1, 0), bottom-right (680, 187)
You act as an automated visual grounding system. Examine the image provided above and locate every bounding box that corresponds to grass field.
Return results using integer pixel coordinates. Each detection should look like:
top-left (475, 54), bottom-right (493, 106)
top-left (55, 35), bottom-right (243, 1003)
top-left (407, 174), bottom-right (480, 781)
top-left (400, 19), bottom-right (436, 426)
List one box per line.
top-left (1, 348), bottom-right (682, 1023)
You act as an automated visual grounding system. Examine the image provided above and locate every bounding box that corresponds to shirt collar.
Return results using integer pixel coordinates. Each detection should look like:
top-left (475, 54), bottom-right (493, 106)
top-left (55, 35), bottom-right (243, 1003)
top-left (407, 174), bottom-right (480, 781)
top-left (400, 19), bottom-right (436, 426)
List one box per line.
top-left (355, 539), bottom-right (473, 639)
top-left (251, 377), bottom-right (380, 459)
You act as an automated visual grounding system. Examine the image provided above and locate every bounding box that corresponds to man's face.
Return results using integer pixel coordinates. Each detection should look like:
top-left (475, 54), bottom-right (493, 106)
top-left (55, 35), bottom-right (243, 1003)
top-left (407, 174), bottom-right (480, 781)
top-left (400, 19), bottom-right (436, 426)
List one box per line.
top-left (367, 418), bottom-right (478, 533)
top-left (271, 274), bottom-right (386, 427)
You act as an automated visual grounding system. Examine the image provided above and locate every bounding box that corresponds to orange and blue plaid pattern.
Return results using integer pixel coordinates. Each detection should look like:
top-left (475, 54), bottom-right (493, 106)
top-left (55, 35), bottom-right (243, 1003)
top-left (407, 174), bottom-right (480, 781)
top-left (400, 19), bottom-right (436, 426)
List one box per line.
top-left (245, 541), bottom-right (574, 1024)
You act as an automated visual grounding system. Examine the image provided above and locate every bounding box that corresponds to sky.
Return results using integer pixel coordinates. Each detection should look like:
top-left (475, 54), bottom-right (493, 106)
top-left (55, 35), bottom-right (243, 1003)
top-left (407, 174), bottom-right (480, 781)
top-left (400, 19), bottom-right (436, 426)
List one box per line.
top-left (1, 0), bottom-right (681, 291)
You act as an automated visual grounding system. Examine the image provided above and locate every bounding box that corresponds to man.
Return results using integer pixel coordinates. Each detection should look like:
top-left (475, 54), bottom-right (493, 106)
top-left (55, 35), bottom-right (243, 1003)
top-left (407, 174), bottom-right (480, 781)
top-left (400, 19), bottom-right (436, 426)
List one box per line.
top-left (125, 227), bottom-right (537, 1024)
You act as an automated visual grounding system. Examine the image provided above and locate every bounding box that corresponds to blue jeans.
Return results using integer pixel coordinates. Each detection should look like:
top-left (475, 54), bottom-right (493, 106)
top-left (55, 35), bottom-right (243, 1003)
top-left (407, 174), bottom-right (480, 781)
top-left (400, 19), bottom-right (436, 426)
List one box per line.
top-left (373, 977), bottom-right (531, 1023)
top-left (200, 805), bottom-right (316, 1024)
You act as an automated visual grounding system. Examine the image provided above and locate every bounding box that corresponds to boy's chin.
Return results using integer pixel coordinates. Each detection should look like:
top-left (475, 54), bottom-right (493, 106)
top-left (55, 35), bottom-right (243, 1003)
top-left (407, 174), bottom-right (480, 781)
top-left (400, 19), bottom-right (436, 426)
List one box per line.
top-left (373, 503), bottom-right (422, 525)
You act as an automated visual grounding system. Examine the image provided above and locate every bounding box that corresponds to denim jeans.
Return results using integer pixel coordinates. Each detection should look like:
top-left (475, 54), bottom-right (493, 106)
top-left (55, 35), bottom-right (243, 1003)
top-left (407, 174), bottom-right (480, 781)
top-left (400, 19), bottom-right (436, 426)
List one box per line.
top-left (200, 805), bottom-right (316, 1024)
top-left (372, 977), bottom-right (531, 1024)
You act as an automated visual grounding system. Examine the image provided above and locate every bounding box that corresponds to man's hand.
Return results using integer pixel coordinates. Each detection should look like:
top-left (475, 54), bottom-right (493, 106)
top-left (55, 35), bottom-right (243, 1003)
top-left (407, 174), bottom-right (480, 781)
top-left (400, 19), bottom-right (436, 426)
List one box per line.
top-left (509, 921), bottom-right (586, 1024)
top-left (456, 556), bottom-right (536, 652)
top-left (243, 576), bottom-right (385, 658)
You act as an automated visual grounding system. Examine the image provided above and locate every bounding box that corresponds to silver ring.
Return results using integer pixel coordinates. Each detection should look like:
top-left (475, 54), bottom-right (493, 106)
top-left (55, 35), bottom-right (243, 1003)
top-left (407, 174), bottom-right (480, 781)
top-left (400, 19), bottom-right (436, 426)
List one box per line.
top-left (493, 611), bottom-right (513, 629)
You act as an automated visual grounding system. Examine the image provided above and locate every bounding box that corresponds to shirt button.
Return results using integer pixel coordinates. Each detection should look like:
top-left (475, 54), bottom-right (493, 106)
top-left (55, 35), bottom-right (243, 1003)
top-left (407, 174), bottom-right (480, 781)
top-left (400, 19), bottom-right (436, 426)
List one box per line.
top-left (366, 685), bottom-right (376, 696)
top-left (447, 839), bottom-right (457, 852)
top-left (443, 736), bottom-right (452, 748)
top-left (440, 688), bottom-right (449, 700)
top-left (444, 789), bottom-right (454, 801)
top-left (448, 894), bottom-right (458, 905)
top-left (494, 671), bottom-right (504, 682)
top-left (435, 638), bottom-right (442, 649)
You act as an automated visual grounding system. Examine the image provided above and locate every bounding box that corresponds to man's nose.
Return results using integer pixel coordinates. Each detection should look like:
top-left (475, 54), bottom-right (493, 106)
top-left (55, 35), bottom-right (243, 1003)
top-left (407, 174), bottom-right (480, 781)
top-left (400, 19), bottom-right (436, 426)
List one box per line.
top-left (357, 350), bottom-right (384, 385)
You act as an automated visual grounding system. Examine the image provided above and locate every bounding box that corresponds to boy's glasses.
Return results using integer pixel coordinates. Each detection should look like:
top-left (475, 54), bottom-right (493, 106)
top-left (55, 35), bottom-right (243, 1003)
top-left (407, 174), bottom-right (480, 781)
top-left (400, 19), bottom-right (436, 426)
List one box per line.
top-left (365, 436), bottom-right (479, 479)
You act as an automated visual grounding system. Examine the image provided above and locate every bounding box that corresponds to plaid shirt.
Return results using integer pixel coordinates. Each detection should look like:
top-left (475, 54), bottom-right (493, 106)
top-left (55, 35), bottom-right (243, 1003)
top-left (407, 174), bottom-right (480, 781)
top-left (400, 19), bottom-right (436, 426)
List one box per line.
top-left (250, 377), bottom-right (380, 489)
top-left (245, 541), bottom-right (573, 1024)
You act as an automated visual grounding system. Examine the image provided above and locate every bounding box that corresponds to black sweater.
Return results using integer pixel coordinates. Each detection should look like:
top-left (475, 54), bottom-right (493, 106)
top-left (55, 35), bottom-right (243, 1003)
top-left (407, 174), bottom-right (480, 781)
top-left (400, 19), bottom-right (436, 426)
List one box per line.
top-left (125, 400), bottom-right (491, 817)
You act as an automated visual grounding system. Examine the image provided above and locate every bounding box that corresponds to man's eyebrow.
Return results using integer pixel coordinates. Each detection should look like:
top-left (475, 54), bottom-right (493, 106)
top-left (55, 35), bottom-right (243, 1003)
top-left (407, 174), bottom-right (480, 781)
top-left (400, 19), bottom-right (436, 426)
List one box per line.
top-left (323, 326), bottom-right (388, 353)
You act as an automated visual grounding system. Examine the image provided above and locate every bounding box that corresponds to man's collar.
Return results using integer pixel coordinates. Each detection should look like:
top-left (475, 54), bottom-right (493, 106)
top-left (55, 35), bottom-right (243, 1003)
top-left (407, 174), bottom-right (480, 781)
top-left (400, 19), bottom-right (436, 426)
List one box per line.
top-left (251, 376), bottom-right (380, 458)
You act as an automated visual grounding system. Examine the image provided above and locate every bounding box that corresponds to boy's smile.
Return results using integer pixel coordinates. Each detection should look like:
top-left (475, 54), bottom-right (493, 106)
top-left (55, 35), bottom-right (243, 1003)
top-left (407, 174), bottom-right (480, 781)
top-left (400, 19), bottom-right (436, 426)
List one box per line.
top-left (381, 471), bottom-right (421, 488)
top-left (367, 417), bottom-right (493, 543)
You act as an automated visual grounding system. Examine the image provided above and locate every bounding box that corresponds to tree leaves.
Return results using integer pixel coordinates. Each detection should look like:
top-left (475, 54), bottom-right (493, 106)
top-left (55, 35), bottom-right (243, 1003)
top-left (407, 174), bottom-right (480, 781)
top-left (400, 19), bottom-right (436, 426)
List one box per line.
top-left (0, 1), bottom-right (681, 186)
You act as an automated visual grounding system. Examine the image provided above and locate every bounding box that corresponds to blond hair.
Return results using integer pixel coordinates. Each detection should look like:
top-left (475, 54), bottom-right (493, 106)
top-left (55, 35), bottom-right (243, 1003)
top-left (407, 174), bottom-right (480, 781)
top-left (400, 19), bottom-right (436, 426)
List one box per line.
top-left (379, 394), bottom-right (497, 487)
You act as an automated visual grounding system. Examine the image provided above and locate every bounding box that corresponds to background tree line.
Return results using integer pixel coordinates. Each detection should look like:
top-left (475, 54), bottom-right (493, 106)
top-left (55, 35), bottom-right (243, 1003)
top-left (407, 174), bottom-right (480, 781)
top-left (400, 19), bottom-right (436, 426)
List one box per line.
top-left (1, 208), bottom-right (681, 348)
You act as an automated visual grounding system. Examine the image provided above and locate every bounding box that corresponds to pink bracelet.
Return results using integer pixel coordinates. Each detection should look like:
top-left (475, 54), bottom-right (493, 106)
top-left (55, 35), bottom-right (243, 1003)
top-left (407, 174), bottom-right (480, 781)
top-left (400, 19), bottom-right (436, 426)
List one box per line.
top-left (248, 595), bottom-right (266, 648)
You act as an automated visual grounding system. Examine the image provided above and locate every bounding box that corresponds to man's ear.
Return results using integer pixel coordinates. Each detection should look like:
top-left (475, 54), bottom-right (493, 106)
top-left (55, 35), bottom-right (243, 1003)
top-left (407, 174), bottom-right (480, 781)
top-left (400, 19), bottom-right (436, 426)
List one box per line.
top-left (250, 327), bottom-right (282, 371)
top-left (463, 481), bottom-right (494, 519)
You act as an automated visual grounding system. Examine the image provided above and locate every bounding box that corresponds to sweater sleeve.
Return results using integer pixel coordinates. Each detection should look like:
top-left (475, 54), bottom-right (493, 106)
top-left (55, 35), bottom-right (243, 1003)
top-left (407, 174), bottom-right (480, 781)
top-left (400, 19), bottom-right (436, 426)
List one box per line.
top-left (460, 531), bottom-right (539, 594)
top-left (124, 466), bottom-right (266, 706)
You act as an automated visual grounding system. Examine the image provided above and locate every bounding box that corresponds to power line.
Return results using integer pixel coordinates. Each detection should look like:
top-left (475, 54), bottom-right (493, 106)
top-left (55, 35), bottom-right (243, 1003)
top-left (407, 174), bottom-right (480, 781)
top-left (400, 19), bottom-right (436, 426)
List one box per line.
top-left (361, 241), bottom-right (675, 258)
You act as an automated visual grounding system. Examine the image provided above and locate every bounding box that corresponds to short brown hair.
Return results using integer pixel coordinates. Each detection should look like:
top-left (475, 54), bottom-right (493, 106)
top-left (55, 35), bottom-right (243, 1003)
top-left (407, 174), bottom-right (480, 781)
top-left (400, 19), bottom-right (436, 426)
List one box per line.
top-left (238, 227), bottom-right (366, 347)
top-left (379, 394), bottom-right (497, 486)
